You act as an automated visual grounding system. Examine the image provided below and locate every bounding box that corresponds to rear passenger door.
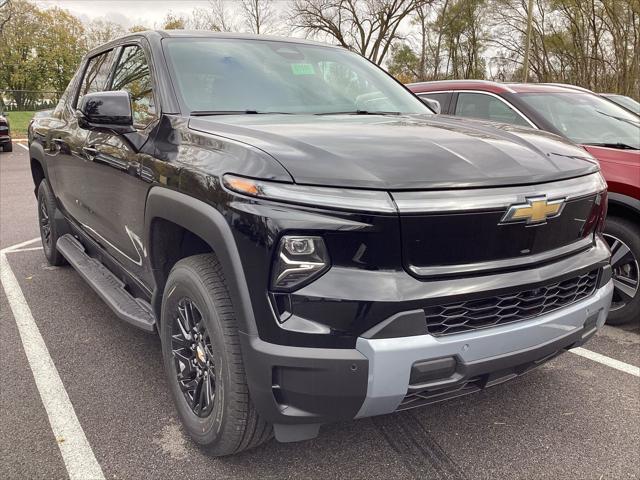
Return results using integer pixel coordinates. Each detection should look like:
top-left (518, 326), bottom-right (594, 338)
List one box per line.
top-left (80, 43), bottom-right (158, 283)
top-left (453, 92), bottom-right (532, 127)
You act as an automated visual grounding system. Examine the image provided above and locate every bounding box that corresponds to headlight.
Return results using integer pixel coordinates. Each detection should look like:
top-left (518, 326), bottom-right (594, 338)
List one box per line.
top-left (271, 235), bottom-right (330, 291)
top-left (222, 174), bottom-right (396, 213)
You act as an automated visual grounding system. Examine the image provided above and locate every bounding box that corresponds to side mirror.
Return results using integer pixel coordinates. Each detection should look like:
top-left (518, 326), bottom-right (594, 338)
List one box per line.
top-left (420, 97), bottom-right (441, 114)
top-left (76, 91), bottom-right (135, 134)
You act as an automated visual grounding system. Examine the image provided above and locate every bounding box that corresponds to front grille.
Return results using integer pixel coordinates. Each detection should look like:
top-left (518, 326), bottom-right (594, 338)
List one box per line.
top-left (424, 270), bottom-right (599, 336)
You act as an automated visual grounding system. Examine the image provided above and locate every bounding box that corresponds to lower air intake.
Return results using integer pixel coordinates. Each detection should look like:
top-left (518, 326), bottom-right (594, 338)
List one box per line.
top-left (424, 270), bottom-right (598, 336)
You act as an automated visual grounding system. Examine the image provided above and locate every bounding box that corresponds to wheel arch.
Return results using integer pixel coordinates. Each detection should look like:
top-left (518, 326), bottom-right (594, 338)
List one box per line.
top-left (607, 193), bottom-right (640, 224)
top-left (29, 142), bottom-right (47, 196)
top-left (144, 187), bottom-right (258, 336)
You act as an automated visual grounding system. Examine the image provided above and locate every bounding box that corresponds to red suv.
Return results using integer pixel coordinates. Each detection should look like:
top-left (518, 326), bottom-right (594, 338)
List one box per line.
top-left (409, 80), bottom-right (639, 325)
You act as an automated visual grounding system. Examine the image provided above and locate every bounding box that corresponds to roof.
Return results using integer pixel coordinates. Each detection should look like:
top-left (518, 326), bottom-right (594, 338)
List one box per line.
top-left (88, 29), bottom-right (340, 56)
top-left (408, 80), bottom-right (596, 95)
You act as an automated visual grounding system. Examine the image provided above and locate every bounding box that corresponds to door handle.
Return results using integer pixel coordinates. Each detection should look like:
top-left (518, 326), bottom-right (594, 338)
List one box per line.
top-left (82, 146), bottom-right (99, 159)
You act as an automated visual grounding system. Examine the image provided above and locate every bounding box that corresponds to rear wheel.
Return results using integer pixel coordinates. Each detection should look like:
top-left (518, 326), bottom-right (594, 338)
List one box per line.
top-left (603, 216), bottom-right (640, 325)
top-left (37, 180), bottom-right (66, 266)
top-left (160, 254), bottom-right (272, 456)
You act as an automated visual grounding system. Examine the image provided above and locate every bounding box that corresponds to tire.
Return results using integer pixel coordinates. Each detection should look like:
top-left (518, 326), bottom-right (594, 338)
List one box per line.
top-left (37, 180), bottom-right (66, 266)
top-left (603, 216), bottom-right (640, 325)
top-left (160, 254), bottom-right (272, 456)
top-left (3, 142), bottom-right (12, 152)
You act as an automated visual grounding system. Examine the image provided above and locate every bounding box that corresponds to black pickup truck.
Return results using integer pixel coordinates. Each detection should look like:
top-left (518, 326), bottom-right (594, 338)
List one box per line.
top-left (28, 31), bottom-right (613, 456)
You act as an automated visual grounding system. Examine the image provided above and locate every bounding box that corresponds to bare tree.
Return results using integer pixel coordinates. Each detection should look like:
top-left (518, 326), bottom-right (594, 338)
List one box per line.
top-left (0, 0), bottom-right (13, 35)
top-left (490, 0), bottom-right (639, 96)
top-left (189, 0), bottom-right (236, 32)
top-left (84, 19), bottom-right (126, 50)
top-left (240, 0), bottom-right (277, 34)
top-left (291, 0), bottom-right (431, 64)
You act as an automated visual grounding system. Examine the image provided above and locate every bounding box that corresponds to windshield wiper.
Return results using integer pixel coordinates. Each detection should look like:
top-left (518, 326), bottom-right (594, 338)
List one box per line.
top-left (316, 110), bottom-right (402, 116)
top-left (583, 142), bottom-right (639, 150)
top-left (190, 110), bottom-right (293, 116)
top-left (595, 109), bottom-right (640, 126)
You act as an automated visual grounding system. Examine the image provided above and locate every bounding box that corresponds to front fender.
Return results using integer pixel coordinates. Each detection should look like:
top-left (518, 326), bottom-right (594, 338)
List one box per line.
top-left (144, 187), bottom-right (258, 337)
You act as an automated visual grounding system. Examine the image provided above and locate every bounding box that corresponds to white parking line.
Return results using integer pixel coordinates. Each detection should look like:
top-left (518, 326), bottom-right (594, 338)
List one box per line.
top-left (16, 142), bottom-right (28, 151)
top-left (3, 237), bottom-right (40, 252)
top-left (570, 347), bottom-right (640, 377)
top-left (10, 246), bottom-right (44, 253)
top-left (0, 239), bottom-right (105, 480)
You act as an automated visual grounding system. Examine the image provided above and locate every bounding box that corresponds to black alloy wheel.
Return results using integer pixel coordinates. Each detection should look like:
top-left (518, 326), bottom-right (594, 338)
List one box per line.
top-left (36, 180), bottom-right (66, 266)
top-left (604, 232), bottom-right (639, 313)
top-left (39, 194), bottom-right (52, 250)
top-left (161, 254), bottom-right (272, 455)
top-left (171, 297), bottom-right (217, 417)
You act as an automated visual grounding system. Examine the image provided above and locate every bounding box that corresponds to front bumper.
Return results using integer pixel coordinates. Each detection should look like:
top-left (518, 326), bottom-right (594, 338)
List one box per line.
top-left (356, 278), bottom-right (613, 417)
top-left (243, 279), bottom-right (613, 441)
top-left (0, 134), bottom-right (11, 144)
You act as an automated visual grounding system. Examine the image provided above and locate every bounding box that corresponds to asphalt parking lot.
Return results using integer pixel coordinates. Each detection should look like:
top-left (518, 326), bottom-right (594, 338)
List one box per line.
top-left (1, 144), bottom-right (639, 480)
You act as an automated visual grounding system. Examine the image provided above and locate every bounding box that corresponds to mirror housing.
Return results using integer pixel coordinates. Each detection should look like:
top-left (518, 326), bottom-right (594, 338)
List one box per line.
top-left (420, 97), bottom-right (441, 114)
top-left (76, 91), bottom-right (135, 134)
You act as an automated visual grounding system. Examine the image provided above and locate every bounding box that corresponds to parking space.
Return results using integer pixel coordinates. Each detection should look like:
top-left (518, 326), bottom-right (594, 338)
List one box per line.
top-left (1, 144), bottom-right (639, 479)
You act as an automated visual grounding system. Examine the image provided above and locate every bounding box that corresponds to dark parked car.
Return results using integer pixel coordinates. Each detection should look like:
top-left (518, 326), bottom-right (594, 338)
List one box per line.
top-left (0, 110), bottom-right (12, 152)
top-left (409, 80), bottom-right (639, 325)
top-left (29, 32), bottom-right (612, 455)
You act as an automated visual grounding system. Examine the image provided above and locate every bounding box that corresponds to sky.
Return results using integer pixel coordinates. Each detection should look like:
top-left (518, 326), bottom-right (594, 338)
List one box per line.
top-left (36, 1), bottom-right (272, 29)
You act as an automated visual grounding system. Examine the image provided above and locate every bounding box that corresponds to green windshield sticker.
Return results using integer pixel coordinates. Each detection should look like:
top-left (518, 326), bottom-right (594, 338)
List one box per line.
top-left (291, 63), bottom-right (315, 75)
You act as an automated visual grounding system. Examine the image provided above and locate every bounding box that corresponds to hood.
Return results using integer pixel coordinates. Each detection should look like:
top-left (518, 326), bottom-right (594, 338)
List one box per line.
top-left (189, 113), bottom-right (599, 190)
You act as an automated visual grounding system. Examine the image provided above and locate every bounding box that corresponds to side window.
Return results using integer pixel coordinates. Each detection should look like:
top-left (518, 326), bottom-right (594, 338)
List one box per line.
top-left (53, 68), bottom-right (82, 119)
top-left (76, 50), bottom-right (116, 107)
top-left (111, 45), bottom-right (156, 127)
top-left (455, 92), bottom-right (530, 127)
top-left (418, 93), bottom-right (450, 112)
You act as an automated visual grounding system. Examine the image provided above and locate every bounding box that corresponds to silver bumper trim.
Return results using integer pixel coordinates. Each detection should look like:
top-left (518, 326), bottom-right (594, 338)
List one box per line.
top-left (355, 280), bottom-right (613, 418)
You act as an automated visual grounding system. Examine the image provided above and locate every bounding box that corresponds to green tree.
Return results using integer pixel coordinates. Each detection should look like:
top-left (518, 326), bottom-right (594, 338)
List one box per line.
top-left (38, 7), bottom-right (87, 92)
top-left (129, 24), bottom-right (150, 33)
top-left (0, 1), bottom-right (47, 109)
top-left (0, 1), bottom-right (86, 108)
top-left (161, 11), bottom-right (186, 30)
top-left (387, 43), bottom-right (421, 82)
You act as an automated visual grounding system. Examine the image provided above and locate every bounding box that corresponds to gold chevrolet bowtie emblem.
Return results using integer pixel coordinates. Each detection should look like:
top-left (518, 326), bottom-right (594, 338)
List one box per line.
top-left (501, 196), bottom-right (566, 225)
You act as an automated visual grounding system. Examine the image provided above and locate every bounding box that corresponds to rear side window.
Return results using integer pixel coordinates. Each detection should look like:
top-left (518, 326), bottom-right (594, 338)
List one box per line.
top-left (77, 50), bottom-right (116, 107)
top-left (111, 45), bottom-right (156, 127)
top-left (455, 92), bottom-right (530, 127)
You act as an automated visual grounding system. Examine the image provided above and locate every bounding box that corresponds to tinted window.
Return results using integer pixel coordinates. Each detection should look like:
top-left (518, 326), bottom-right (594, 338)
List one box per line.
top-left (455, 92), bottom-right (530, 127)
top-left (418, 93), bottom-right (449, 111)
top-left (77, 50), bottom-right (116, 107)
top-left (518, 92), bottom-right (640, 148)
top-left (111, 45), bottom-right (156, 127)
top-left (163, 38), bottom-right (431, 115)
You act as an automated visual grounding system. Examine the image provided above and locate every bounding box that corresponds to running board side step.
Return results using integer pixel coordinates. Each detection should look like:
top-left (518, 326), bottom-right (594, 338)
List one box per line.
top-left (56, 234), bottom-right (156, 332)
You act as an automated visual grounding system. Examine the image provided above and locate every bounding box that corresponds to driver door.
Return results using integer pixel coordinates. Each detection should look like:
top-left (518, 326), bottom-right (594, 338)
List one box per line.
top-left (79, 43), bottom-right (158, 284)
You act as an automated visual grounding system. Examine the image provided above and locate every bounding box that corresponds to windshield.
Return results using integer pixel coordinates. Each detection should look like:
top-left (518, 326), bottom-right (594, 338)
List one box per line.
top-left (517, 92), bottom-right (640, 149)
top-left (163, 38), bottom-right (431, 115)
